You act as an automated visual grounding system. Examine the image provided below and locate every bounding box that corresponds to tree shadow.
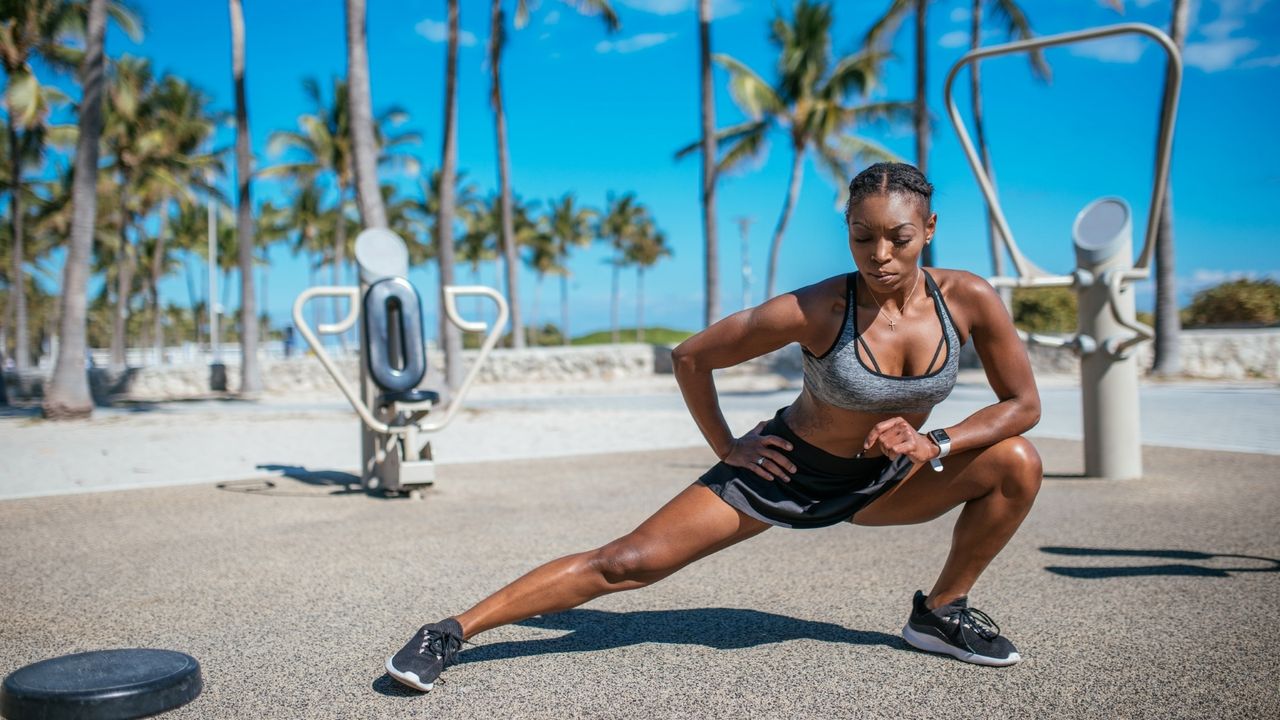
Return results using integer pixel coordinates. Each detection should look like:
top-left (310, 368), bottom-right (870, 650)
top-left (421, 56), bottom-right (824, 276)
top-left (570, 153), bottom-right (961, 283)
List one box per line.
top-left (371, 606), bottom-right (904, 697)
top-left (1041, 546), bottom-right (1280, 579)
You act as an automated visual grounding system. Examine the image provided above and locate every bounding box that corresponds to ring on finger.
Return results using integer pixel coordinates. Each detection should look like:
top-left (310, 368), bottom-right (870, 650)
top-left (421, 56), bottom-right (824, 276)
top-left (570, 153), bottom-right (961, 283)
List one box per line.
top-left (756, 456), bottom-right (765, 466)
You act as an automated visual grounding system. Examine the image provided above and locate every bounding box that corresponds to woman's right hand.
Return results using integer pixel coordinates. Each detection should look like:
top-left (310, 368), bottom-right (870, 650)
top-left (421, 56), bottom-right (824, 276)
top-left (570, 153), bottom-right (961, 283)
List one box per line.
top-left (723, 421), bottom-right (797, 482)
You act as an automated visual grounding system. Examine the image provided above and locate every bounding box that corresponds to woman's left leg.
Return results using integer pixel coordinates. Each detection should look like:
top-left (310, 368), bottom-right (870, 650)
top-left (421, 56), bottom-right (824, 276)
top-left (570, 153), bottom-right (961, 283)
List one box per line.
top-left (851, 436), bottom-right (1043, 610)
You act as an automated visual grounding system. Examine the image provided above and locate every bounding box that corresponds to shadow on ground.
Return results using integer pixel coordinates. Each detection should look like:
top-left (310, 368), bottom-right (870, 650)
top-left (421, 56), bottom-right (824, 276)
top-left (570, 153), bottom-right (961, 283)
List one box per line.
top-left (372, 607), bottom-right (904, 697)
top-left (1041, 546), bottom-right (1280, 578)
top-left (212, 464), bottom-right (365, 498)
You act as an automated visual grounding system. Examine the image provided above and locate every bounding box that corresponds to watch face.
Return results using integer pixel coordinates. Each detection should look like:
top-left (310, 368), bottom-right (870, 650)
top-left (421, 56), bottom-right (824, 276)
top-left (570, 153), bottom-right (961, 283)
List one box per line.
top-left (930, 429), bottom-right (950, 445)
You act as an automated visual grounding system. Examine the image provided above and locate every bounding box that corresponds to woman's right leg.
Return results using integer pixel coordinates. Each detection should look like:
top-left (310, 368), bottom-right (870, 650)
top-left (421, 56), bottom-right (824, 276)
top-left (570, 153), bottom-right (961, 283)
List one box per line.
top-left (455, 482), bottom-right (770, 639)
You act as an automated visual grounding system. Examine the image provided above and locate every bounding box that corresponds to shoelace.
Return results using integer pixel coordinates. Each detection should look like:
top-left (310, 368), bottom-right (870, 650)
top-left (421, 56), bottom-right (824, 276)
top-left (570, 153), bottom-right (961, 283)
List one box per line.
top-left (944, 606), bottom-right (1001, 641)
top-left (418, 627), bottom-right (466, 667)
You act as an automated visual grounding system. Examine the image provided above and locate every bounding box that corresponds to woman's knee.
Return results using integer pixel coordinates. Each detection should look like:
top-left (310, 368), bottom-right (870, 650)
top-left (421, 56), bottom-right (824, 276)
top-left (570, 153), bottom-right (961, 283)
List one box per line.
top-left (990, 436), bottom-right (1043, 500)
top-left (588, 535), bottom-right (674, 588)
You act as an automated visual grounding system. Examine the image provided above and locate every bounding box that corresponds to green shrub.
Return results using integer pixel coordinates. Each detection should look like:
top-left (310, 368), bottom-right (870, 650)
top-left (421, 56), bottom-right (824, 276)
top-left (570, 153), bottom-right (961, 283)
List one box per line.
top-left (1183, 279), bottom-right (1280, 328)
top-left (1012, 287), bottom-right (1077, 334)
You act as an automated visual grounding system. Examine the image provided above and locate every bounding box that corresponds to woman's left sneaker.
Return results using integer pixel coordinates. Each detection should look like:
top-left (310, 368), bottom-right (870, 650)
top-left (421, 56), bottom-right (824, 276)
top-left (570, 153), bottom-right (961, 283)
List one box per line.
top-left (901, 591), bottom-right (1021, 666)
top-left (385, 618), bottom-right (465, 691)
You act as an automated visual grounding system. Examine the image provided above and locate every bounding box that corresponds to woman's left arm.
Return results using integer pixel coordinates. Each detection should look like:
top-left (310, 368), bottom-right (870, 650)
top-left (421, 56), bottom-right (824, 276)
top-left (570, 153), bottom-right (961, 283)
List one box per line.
top-left (937, 271), bottom-right (1042, 455)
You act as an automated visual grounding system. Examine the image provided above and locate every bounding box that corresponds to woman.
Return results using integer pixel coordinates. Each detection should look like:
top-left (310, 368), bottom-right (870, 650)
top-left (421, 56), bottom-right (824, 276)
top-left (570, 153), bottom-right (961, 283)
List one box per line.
top-left (386, 162), bottom-right (1042, 691)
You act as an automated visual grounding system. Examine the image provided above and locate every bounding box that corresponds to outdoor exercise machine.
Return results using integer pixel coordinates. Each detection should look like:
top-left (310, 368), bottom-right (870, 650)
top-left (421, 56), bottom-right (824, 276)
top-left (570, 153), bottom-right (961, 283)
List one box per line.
top-left (944, 23), bottom-right (1182, 480)
top-left (292, 228), bottom-right (509, 497)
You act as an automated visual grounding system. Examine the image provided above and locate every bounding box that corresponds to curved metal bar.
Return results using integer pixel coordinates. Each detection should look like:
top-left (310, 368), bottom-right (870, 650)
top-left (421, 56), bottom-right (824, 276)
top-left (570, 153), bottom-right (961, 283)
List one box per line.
top-left (292, 286), bottom-right (393, 436)
top-left (944, 22), bottom-right (1183, 283)
top-left (418, 285), bottom-right (511, 433)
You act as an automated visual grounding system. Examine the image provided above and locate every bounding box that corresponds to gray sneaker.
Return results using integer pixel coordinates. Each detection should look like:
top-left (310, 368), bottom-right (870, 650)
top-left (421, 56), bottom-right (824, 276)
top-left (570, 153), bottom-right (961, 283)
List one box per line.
top-left (385, 618), bottom-right (465, 691)
top-left (902, 591), bottom-right (1021, 666)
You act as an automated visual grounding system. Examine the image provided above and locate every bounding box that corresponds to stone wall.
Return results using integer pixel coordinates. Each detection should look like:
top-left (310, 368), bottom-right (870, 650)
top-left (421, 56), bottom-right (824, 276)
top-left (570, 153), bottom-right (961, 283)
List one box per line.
top-left (5, 329), bottom-right (1278, 404)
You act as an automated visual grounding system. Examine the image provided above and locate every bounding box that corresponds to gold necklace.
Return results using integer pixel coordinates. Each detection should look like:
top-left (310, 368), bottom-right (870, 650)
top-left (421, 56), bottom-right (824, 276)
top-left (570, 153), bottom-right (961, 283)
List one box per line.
top-left (864, 269), bottom-right (921, 331)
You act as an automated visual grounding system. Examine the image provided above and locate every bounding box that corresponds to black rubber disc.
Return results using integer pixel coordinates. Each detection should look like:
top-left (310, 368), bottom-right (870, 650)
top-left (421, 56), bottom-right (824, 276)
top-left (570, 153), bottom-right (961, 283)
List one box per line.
top-left (1, 649), bottom-right (201, 720)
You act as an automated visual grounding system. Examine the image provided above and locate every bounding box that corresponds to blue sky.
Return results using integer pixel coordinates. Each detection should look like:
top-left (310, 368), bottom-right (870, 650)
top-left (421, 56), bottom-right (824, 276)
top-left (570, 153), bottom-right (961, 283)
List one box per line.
top-left (22, 0), bottom-right (1280, 336)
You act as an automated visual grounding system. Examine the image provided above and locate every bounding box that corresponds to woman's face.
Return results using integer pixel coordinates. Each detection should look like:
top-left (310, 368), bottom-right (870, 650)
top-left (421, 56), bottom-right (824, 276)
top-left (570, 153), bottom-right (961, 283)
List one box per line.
top-left (847, 192), bottom-right (936, 293)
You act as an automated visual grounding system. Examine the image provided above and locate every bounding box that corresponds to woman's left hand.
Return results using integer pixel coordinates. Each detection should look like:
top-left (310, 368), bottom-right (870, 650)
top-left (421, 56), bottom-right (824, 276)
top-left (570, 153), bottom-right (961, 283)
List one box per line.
top-left (863, 417), bottom-right (938, 464)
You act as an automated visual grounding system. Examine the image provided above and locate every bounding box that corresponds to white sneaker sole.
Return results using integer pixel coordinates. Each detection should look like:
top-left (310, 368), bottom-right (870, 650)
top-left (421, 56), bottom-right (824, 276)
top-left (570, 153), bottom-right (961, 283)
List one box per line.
top-left (385, 657), bottom-right (435, 691)
top-left (901, 624), bottom-right (1022, 667)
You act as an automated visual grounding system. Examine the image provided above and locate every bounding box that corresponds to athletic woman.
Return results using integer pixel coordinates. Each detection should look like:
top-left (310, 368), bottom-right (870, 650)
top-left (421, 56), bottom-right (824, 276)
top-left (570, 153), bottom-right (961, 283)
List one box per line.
top-left (386, 162), bottom-right (1043, 691)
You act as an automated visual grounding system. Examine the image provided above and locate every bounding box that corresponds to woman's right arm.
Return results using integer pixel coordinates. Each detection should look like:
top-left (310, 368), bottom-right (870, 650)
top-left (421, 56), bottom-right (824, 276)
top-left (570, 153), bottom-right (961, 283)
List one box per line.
top-left (671, 286), bottom-right (827, 481)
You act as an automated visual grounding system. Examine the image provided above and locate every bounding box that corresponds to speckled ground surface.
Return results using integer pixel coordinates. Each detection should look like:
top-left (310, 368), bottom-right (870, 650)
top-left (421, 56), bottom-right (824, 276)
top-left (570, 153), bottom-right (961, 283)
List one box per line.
top-left (2, 438), bottom-right (1277, 719)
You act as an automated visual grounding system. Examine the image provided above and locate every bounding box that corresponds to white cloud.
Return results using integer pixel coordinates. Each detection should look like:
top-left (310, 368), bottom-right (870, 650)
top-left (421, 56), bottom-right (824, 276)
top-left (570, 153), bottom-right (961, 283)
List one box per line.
top-left (1242, 53), bottom-right (1280, 67)
top-left (1069, 36), bottom-right (1147, 63)
top-left (1184, 37), bottom-right (1260, 71)
top-left (950, 7), bottom-right (970, 23)
top-left (595, 32), bottom-right (676, 54)
top-left (1199, 17), bottom-right (1244, 40)
top-left (938, 30), bottom-right (968, 49)
top-left (1187, 268), bottom-right (1279, 291)
top-left (617, 0), bottom-right (742, 18)
top-left (544, 9), bottom-right (561, 25)
top-left (415, 19), bottom-right (477, 47)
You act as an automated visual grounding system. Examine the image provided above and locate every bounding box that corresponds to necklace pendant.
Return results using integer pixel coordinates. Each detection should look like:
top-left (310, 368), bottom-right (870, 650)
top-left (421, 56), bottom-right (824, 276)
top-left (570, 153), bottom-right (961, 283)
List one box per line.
top-left (888, 320), bottom-right (896, 331)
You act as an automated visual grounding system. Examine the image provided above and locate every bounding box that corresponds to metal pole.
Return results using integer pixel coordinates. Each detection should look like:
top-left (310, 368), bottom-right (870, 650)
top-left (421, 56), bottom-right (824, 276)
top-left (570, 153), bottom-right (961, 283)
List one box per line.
top-left (1074, 199), bottom-right (1142, 480)
top-left (736, 216), bottom-right (754, 311)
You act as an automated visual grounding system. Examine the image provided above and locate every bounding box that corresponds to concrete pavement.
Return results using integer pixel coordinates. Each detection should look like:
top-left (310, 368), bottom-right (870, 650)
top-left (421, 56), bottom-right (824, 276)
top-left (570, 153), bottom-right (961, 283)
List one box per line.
top-left (1, 439), bottom-right (1277, 718)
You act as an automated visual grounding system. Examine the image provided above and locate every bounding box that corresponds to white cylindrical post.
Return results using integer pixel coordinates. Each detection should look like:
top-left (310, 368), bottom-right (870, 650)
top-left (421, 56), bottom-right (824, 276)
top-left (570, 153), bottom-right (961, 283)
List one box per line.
top-left (1073, 198), bottom-right (1142, 480)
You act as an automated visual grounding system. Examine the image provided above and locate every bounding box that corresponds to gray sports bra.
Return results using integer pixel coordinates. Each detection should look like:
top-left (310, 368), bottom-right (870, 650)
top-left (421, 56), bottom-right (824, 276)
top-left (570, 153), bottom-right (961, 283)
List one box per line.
top-left (801, 270), bottom-right (960, 414)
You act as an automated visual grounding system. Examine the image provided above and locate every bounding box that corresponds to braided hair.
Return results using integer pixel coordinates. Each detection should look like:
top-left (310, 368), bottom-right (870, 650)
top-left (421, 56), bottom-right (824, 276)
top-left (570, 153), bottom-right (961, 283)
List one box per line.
top-left (845, 162), bottom-right (934, 222)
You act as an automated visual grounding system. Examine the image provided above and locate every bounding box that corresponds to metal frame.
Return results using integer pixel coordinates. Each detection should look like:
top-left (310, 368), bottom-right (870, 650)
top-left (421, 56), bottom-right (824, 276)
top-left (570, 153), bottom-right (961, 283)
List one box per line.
top-left (943, 23), bottom-right (1183, 286)
top-left (291, 284), bottom-right (509, 437)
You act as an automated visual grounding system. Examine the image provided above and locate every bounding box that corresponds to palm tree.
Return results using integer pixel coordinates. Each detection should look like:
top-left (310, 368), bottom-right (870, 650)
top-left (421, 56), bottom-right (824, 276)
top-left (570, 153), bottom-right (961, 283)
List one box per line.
top-left (264, 77), bottom-right (418, 333)
top-left (1, 0), bottom-right (80, 371)
top-left (227, 0), bottom-right (261, 393)
top-left (681, 0), bottom-right (906, 299)
top-left (437, 0), bottom-right (463, 387)
top-left (866, 0), bottom-right (937, 266)
top-left (697, 0), bottom-right (720, 328)
top-left (1151, 0), bottom-right (1189, 377)
top-left (522, 213), bottom-right (558, 343)
top-left (488, 0), bottom-right (620, 349)
top-left (599, 193), bottom-right (645, 344)
top-left (625, 220), bottom-right (671, 344)
top-left (345, 0), bottom-right (387, 230)
top-left (545, 193), bottom-right (597, 345)
top-left (969, 0), bottom-right (1048, 307)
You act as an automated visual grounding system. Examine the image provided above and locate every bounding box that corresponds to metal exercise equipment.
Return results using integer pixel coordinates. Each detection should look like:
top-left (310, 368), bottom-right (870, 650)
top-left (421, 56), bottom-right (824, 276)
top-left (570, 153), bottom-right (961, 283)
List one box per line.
top-left (293, 228), bottom-right (509, 496)
top-left (944, 23), bottom-right (1182, 480)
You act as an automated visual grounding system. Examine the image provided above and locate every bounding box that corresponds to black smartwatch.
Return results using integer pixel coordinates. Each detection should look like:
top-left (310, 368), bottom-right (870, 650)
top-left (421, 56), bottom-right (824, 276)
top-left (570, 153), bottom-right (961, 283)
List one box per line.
top-left (926, 429), bottom-right (951, 472)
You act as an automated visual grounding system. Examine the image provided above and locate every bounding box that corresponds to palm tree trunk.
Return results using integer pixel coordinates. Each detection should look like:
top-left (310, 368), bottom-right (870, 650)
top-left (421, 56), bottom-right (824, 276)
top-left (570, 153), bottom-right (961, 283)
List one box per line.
top-left (1152, 0), bottom-right (1188, 377)
top-left (333, 203), bottom-right (348, 352)
top-left (185, 255), bottom-right (202, 348)
top-left (151, 195), bottom-right (171, 364)
top-left (43, 0), bottom-right (107, 419)
top-left (969, 0), bottom-right (1010, 309)
top-left (637, 267), bottom-right (645, 343)
top-left (8, 124), bottom-right (30, 371)
top-left (698, 0), bottom-right (720, 328)
top-left (112, 239), bottom-right (135, 371)
top-left (560, 272), bottom-right (570, 346)
top-left (345, 0), bottom-right (388, 229)
top-left (533, 276), bottom-right (543, 345)
top-left (610, 261), bottom-right (620, 344)
top-left (914, 0), bottom-right (933, 267)
top-left (765, 148), bottom-right (805, 299)
top-left (437, 0), bottom-right (464, 388)
top-left (490, 0), bottom-right (525, 349)
top-left (110, 180), bottom-right (132, 371)
top-left (230, 0), bottom-right (262, 394)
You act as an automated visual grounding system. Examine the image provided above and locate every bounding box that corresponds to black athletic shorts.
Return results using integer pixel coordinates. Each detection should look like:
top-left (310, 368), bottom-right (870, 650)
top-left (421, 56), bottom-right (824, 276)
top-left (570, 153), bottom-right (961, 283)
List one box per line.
top-left (697, 408), bottom-right (914, 529)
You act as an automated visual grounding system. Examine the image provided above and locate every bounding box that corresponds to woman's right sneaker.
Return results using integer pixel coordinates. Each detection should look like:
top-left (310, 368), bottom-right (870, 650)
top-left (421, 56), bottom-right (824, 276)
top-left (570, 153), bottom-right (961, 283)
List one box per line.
top-left (385, 618), bottom-right (465, 691)
top-left (901, 591), bottom-right (1021, 667)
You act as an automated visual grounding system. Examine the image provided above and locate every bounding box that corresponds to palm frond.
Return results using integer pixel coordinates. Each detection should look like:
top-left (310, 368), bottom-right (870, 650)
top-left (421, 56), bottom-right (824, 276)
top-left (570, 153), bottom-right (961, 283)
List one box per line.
top-left (673, 119), bottom-right (769, 160)
top-left (863, 0), bottom-right (913, 51)
top-left (989, 0), bottom-right (1051, 82)
top-left (714, 53), bottom-right (784, 120)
